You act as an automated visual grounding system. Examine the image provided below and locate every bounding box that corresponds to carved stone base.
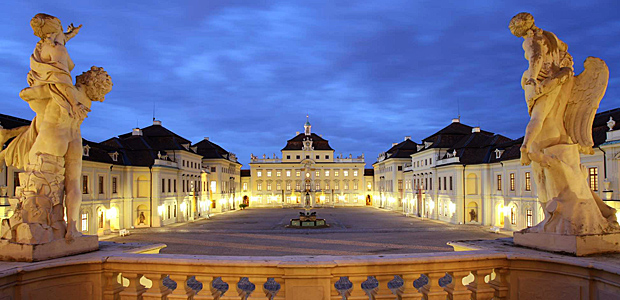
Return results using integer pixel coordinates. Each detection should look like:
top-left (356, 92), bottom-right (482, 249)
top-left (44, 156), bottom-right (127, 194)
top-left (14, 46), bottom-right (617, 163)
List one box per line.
top-left (514, 231), bottom-right (620, 256)
top-left (0, 235), bottom-right (99, 262)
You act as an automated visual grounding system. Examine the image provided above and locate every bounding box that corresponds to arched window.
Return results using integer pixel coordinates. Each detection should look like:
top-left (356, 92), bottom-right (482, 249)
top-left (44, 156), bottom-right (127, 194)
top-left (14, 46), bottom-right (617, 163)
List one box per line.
top-left (81, 211), bottom-right (89, 232)
top-left (510, 206), bottom-right (517, 225)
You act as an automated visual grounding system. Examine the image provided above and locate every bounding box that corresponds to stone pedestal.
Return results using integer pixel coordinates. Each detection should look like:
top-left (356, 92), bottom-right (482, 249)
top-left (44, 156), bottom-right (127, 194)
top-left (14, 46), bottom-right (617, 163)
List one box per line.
top-left (0, 235), bottom-right (98, 262)
top-left (513, 231), bottom-right (620, 256)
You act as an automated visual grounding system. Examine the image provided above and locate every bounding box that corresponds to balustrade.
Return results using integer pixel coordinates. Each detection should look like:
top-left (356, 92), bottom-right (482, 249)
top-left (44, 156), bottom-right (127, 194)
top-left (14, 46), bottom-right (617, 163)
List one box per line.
top-left (3, 250), bottom-right (620, 300)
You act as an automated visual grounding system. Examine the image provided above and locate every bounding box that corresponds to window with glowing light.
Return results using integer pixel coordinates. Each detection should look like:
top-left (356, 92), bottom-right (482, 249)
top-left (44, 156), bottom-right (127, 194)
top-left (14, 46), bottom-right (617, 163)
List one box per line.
top-left (82, 175), bottom-right (89, 194)
top-left (344, 170), bottom-right (349, 177)
top-left (525, 172), bottom-right (531, 191)
top-left (276, 171), bottom-right (281, 177)
top-left (325, 170), bottom-right (330, 176)
top-left (276, 182), bottom-right (281, 190)
top-left (315, 171), bottom-right (320, 177)
top-left (267, 171), bottom-right (272, 177)
top-left (243, 182), bottom-right (248, 191)
top-left (286, 182), bottom-right (291, 190)
top-left (510, 173), bottom-right (515, 191)
top-left (286, 170), bottom-right (291, 177)
top-left (526, 209), bottom-right (533, 227)
top-left (510, 206), bottom-right (517, 225)
top-left (257, 171), bottom-right (262, 177)
top-left (267, 182), bottom-right (272, 191)
top-left (257, 183), bottom-right (262, 191)
top-left (81, 213), bottom-right (88, 232)
top-left (335, 170), bottom-right (339, 177)
top-left (589, 167), bottom-right (598, 191)
top-left (296, 171), bottom-right (301, 177)
top-left (497, 174), bottom-right (502, 191)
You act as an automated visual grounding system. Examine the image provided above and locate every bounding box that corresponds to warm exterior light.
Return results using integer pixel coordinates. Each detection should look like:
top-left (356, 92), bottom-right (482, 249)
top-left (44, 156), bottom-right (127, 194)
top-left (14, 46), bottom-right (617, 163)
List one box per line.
top-left (106, 207), bottom-right (118, 220)
top-left (449, 202), bottom-right (456, 214)
top-left (320, 195), bottom-right (325, 201)
top-left (157, 205), bottom-right (165, 215)
top-left (180, 202), bottom-right (187, 213)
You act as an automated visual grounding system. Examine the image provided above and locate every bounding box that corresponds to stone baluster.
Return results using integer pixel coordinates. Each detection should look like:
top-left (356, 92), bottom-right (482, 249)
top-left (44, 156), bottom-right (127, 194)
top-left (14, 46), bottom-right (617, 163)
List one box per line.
top-left (236, 277), bottom-right (256, 300)
top-left (419, 273), bottom-right (448, 300)
top-left (443, 271), bottom-right (471, 300)
top-left (466, 269), bottom-right (494, 300)
top-left (219, 277), bottom-right (240, 300)
top-left (209, 277), bottom-right (230, 300)
top-left (361, 276), bottom-right (379, 299)
top-left (334, 276), bottom-right (353, 300)
top-left (262, 277), bottom-right (282, 300)
top-left (168, 275), bottom-right (197, 300)
top-left (143, 274), bottom-right (173, 300)
top-left (119, 273), bottom-right (147, 300)
top-left (375, 275), bottom-right (395, 298)
top-left (193, 276), bottom-right (216, 300)
top-left (488, 268), bottom-right (509, 300)
top-left (348, 275), bottom-right (369, 298)
top-left (400, 274), bottom-right (423, 300)
top-left (103, 271), bottom-right (124, 300)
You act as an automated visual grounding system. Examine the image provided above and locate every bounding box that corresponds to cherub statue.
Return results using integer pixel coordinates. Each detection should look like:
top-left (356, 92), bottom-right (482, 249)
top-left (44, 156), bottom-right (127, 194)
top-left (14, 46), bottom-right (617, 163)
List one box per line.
top-left (510, 12), bottom-right (619, 235)
top-left (0, 14), bottom-right (112, 245)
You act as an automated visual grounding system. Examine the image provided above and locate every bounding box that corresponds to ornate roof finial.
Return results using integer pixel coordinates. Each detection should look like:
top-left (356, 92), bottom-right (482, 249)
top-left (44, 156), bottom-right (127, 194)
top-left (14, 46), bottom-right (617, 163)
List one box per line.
top-left (304, 115), bottom-right (311, 135)
top-left (607, 116), bottom-right (616, 131)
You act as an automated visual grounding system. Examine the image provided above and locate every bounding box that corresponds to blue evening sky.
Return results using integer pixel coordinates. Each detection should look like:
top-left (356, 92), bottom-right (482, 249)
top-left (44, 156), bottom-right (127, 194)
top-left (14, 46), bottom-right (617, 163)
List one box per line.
top-left (1, 1), bottom-right (619, 167)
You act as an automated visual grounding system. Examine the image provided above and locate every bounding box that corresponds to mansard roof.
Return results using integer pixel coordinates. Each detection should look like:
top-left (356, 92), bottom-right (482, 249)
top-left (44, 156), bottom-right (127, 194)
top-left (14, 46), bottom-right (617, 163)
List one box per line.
top-left (386, 139), bottom-right (418, 159)
top-left (193, 138), bottom-right (239, 164)
top-left (282, 133), bottom-right (333, 151)
top-left (421, 122), bottom-right (493, 150)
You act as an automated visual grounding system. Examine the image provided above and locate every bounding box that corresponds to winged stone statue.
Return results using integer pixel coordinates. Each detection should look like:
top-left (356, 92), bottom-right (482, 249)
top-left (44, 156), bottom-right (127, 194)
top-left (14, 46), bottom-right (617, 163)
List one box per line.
top-left (510, 12), bottom-right (619, 235)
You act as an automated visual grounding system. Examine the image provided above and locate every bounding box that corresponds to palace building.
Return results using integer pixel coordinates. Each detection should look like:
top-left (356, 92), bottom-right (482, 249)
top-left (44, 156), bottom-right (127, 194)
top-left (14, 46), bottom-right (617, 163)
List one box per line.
top-left (246, 117), bottom-right (372, 207)
top-left (0, 115), bottom-right (240, 236)
top-left (374, 108), bottom-right (620, 233)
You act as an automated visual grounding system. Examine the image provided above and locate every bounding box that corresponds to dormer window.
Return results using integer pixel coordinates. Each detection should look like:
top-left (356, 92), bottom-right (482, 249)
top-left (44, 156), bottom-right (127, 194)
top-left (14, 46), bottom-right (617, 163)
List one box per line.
top-left (83, 145), bottom-right (90, 157)
top-left (182, 143), bottom-right (190, 150)
top-left (424, 141), bottom-right (433, 148)
top-left (109, 151), bottom-right (119, 162)
top-left (495, 149), bottom-right (505, 159)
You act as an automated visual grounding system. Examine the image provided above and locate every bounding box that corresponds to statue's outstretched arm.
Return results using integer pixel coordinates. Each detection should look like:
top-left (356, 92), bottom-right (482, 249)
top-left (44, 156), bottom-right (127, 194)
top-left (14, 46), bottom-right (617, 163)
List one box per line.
top-left (64, 23), bottom-right (82, 43)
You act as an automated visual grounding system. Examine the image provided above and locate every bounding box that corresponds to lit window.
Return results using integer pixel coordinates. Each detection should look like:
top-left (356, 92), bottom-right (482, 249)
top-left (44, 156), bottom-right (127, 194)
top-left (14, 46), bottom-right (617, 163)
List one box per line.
top-left (526, 209), bottom-right (533, 227)
top-left (267, 182), bottom-right (272, 191)
top-left (353, 170), bottom-right (358, 177)
top-left (296, 182), bottom-right (301, 190)
top-left (344, 182), bottom-right (349, 190)
top-left (325, 170), bottom-right (330, 176)
top-left (510, 206), bottom-right (517, 225)
top-left (510, 173), bottom-right (515, 191)
top-left (315, 182), bottom-right (320, 190)
top-left (353, 181), bottom-right (358, 190)
top-left (112, 177), bottom-right (118, 194)
top-left (211, 181), bottom-right (217, 193)
top-left (315, 171), bottom-right (320, 177)
top-left (344, 170), bottom-right (349, 177)
top-left (257, 183), bottom-right (262, 191)
top-left (525, 172), bottom-right (531, 191)
top-left (257, 171), bottom-right (262, 177)
top-left (325, 182), bottom-right (330, 189)
top-left (243, 182), bottom-right (248, 191)
top-left (335, 171), bottom-right (339, 176)
top-left (589, 167), bottom-right (598, 191)
top-left (286, 170), bottom-right (291, 177)
top-left (81, 213), bottom-right (88, 232)
top-left (497, 174), bottom-right (502, 191)
top-left (267, 171), bottom-right (272, 177)
top-left (296, 171), bottom-right (301, 177)
top-left (367, 182), bottom-right (371, 191)
top-left (286, 182), bottom-right (291, 190)
top-left (276, 182), bottom-right (281, 190)
top-left (276, 171), bottom-right (281, 177)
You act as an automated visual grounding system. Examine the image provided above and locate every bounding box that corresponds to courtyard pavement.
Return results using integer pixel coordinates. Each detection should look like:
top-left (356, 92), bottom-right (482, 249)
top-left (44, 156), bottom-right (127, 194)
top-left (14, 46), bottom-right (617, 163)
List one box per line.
top-left (107, 207), bottom-right (504, 256)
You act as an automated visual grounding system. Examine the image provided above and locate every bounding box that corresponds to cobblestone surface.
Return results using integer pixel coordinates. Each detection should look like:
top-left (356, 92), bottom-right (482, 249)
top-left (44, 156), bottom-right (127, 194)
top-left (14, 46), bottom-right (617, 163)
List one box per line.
top-left (108, 207), bottom-right (504, 256)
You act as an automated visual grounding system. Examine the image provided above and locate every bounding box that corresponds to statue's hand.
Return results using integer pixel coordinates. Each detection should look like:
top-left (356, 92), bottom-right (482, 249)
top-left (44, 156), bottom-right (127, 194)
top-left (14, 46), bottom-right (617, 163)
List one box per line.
top-left (66, 23), bottom-right (82, 37)
top-left (73, 103), bottom-right (91, 120)
top-left (520, 145), bottom-right (531, 166)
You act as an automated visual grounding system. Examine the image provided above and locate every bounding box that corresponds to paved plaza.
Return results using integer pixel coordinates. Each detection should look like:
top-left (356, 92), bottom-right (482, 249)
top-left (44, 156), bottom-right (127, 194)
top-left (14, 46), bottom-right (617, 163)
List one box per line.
top-left (108, 207), bottom-right (504, 256)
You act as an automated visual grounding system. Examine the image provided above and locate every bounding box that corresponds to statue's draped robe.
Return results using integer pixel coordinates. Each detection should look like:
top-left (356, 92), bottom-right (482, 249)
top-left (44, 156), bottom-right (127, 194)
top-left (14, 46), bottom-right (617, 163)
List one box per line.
top-left (3, 39), bottom-right (75, 170)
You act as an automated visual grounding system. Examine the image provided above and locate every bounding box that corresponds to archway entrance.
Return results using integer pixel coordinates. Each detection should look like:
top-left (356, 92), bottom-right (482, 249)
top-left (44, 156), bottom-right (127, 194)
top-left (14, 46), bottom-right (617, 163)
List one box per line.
top-left (243, 195), bottom-right (249, 206)
top-left (366, 195), bottom-right (372, 206)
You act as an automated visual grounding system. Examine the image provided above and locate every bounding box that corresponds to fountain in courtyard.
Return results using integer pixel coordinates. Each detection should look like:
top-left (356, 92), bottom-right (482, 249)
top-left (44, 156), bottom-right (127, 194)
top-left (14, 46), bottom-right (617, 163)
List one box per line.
top-left (287, 191), bottom-right (329, 228)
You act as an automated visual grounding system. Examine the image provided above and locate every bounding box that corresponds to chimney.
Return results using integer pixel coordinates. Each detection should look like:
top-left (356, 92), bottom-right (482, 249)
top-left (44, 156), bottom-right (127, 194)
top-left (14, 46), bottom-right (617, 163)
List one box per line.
top-left (153, 119), bottom-right (162, 126)
top-left (204, 137), bottom-right (210, 141)
top-left (132, 128), bottom-right (142, 136)
top-left (472, 127), bottom-right (480, 133)
top-left (451, 118), bottom-right (460, 123)
top-left (405, 136), bottom-right (411, 141)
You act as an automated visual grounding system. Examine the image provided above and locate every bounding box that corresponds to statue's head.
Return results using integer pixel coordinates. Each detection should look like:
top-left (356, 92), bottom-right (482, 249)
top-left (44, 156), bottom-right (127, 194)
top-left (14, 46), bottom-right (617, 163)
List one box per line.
top-left (75, 66), bottom-right (113, 102)
top-left (509, 12), bottom-right (535, 37)
top-left (30, 13), bottom-right (63, 39)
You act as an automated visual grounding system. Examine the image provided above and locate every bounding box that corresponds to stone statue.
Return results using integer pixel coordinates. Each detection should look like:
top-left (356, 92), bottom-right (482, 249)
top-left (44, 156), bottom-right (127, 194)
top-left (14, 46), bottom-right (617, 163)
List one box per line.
top-left (510, 13), bottom-right (620, 254)
top-left (0, 14), bottom-right (112, 259)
